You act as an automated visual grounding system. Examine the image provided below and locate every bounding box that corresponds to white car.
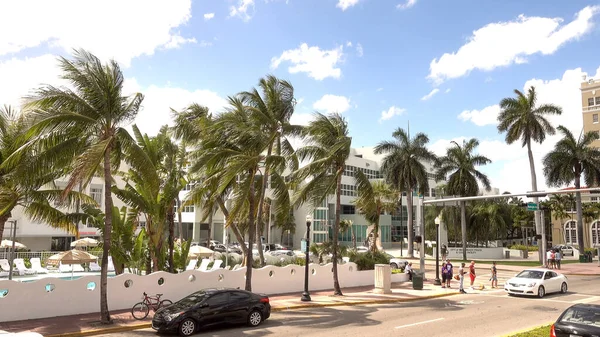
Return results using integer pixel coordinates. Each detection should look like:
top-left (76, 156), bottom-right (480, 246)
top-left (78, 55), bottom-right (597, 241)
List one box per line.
top-left (389, 258), bottom-right (409, 269)
top-left (504, 268), bottom-right (568, 298)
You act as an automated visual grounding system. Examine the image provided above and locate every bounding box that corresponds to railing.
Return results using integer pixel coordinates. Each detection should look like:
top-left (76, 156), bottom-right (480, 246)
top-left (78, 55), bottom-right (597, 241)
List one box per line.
top-left (0, 251), bottom-right (103, 262)
top-left (583, 105), bottom-right (600, 113)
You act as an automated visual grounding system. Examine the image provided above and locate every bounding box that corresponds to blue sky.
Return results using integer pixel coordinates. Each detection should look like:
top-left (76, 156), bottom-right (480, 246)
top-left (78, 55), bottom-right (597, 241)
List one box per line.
top-left (1, 0), bottom-right (599, 194)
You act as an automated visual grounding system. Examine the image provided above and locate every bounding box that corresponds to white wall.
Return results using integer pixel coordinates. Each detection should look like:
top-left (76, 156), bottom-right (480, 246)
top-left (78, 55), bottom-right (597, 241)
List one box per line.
top-left (446, 247), bottom-right (505, 259)
top-left (0, 262), bottom-right (381, 322)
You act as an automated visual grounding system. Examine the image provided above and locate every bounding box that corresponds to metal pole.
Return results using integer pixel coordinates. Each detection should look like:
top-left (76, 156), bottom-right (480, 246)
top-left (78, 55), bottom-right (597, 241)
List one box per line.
top-left (434, 221), bottom-right (441, 285)
top-left (541, 210), bottom-right (547, 268)
top-left (301, 216), bottom-right (312, 302)
top-left (419, 196), bottom-right (425, 274)
top-left (8, 220), bottom-right (16, 281)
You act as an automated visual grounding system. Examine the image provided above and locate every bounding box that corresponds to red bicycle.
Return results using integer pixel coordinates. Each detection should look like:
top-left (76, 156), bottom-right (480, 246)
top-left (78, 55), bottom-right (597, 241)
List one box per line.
top-left (131, 292), bottom-right (173, 320)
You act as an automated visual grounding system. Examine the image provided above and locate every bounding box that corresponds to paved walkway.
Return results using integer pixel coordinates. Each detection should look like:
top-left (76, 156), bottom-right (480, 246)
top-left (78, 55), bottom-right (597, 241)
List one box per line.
top-left (0, 281), bottom-right (456, 337)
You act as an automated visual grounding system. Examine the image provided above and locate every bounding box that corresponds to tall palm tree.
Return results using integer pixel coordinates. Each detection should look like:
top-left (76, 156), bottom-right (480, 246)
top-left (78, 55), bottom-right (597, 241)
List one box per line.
top-left (293, 112), bottom-right (352, 296)
top-left (24, 49), bottom-right (144, 323)
top-left (497, 86), bottom-right (562, 260)
top-left (543, 126), bottom-right (600, 251)
top-left (469, 201), bottom-right (506, 247)
top-left (435, 138), bottom-right (491, 260)
top-left (374, 128), bottom-right (437, 258)
top-left (353, 170), bottom-right (397, 252)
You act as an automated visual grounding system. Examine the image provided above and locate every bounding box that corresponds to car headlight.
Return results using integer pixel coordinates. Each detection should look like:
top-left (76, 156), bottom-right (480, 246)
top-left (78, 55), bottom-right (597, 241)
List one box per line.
top-left (526, 282), bottom-right (537, 287)
top-left (165, 312), bottom-right (183, 322)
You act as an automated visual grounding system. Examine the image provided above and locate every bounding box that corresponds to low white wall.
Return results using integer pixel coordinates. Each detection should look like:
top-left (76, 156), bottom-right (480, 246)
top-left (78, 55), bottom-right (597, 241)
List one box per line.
top-left (447, 247), bottom-right (505, 260)
top-left (0, 263), bottom-right (376, 322)
top-left (391, 273), bottom-right (409, 283)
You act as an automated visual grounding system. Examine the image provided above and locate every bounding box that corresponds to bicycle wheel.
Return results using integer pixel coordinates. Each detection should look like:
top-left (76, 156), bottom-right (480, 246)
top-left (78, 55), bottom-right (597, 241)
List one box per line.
top-left (160, 299), bottom-right (173, 309)
top-left (131, 302), bottom-right (150, 320)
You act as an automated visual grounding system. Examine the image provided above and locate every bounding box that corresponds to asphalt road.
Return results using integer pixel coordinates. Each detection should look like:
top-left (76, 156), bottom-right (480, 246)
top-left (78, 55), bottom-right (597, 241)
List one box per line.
top-left (98, 274), bottom-right (600, 337)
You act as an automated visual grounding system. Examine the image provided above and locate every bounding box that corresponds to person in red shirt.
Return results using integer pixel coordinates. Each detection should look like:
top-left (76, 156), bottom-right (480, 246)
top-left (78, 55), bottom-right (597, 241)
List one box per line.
top-left (469, 261), bottom-right (476, 289)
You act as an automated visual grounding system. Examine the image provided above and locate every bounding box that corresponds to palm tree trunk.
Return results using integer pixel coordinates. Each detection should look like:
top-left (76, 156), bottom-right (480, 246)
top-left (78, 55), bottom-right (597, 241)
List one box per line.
top-left (245, 170), bottom-right (256, 291)
top-left (406, 190), bottom-right (414, 258)
top-left (526, 140), bottom-right (543, 264)
top-left (332, 171), bottom-right (343, 296)
top-left (0, 216), bottom-right (7, 243)
top-left (167, 209), bottom-right (175, 273)
top-left (460, 201), bottom-right (467, 261)
top-left (176, 196), bottom-right (183, 241)
top-left (575, 171), bottom-right (585, 252)
top-left (206, 211), bottom-right (213, 247)
top-left (351, 225), bottom-right (356, 250)
top-left (216, 197), bottom-right (247, 258)
top-left (255, 145), bottom-right (273, 266)
top-left (100, 150), bottom-right (113, 324)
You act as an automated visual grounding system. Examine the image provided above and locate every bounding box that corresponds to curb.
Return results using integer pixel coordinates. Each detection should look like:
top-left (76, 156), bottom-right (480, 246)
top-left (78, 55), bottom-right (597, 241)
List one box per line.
top-left (497, 321), bottom-right (553, 337)
top-left (44, 292), bottom-right (459, 337)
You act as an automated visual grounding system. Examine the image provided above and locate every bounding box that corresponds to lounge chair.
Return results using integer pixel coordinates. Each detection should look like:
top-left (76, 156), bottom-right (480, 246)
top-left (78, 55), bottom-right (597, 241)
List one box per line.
top-left (0, 259), bottom-right (16, 275)
top-left (231, 264), bottom-right (241, 270)
top-left (185, 259), bottom-right (198, 271)
top-left (197, 258), bottom-right (211, 271)
top-left (73, 264), bottom-right (85, 272)
top-left (0, 270), bottom-right (8, 278)
top-left (89, 262), bottom-right (101, 272)
top-left (30, 258), bottom-right (48, 274)
top-left (59, 263), bottom-right (72, 273)
top-left (210, 260), bottom-right (223, 270)
top-left (13, 258), bottom-right (35, 275)
top-left (107, 256), bottom-right (115, 272)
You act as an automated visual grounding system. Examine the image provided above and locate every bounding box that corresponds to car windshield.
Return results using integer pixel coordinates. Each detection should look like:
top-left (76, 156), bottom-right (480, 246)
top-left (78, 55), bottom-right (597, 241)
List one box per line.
top-left (515, 270), bottom-right (544, 279)
top-left (560, 307), bottom-right (600, 327)
top-left (177, 290), bottom-right (208, 307)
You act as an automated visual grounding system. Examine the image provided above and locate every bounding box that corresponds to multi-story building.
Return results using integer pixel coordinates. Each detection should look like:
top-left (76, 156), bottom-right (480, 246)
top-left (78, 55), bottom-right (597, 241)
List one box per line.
top-left (582, 75), bottom-right (600, 149)
top-left (550, 187), bottom-right (600, 248)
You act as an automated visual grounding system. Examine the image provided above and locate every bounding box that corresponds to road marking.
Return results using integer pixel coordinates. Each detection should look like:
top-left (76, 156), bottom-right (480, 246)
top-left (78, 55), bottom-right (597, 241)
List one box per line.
top-left (394, 318), bottom-right (444, 329)
top-left (574, 296), bottom-right (600, 304)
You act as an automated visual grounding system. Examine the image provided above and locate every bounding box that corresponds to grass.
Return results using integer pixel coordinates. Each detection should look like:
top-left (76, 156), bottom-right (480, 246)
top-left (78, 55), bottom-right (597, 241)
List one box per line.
top-left (453, 259), bottom-right (581, 267)
top-left (508, 325), bottom-right (551, 337)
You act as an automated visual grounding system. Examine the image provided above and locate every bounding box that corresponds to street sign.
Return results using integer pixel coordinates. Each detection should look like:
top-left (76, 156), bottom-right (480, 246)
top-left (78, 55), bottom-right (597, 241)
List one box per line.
top-left (301, 238), bottom-right (307, 253)
top-left (527, 202), bottom-right (538, 211)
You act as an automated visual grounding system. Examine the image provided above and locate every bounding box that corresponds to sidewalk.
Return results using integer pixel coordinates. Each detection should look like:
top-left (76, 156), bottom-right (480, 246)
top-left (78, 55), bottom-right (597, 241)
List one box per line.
top-left (0, 281), bottom-right (457, 337)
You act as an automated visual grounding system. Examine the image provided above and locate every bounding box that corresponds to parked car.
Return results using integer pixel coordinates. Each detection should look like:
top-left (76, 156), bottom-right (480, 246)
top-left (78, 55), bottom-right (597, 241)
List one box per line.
top-left (389, 258), bottom-right (409, 270)
top-left (274, 244), bottom-right (290, 251)
top-left (553, 245), bottom-right (575, 256)
top-left (212, 244), bottom-right (228, 253)
top-left (551, 304), bottom-right (600, 337)
top-left (355, 246), bottom-right (369, 253)
top-left (152, 288), bottom-right (271, 336)
top-left (504, 268), bottom-right (568, 298)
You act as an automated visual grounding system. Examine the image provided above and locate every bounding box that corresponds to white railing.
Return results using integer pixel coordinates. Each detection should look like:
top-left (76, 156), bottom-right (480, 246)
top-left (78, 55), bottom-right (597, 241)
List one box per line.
top-left (583, 105), bottom-right (600, 113)
top-left (0, 251), bottom-right (103, 262)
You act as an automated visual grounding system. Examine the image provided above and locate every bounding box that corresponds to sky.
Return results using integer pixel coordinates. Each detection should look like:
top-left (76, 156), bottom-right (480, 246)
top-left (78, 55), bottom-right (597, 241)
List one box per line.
top-left (1, 0), bottom-right (600, 195)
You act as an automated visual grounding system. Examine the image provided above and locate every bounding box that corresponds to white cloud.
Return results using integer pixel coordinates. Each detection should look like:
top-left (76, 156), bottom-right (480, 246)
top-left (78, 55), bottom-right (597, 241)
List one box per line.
top-left (346, 41), bottom-right (353, 47)
top-left (0, 0), bottom-right (194, 67)
top-left (271, 43), bottom-right (344, 80)
top-left (379, 106), bottom-right (405, 122)
top-left (198, 40), bottom-right (213, 48)
top-left (421, 88), bottom-right (440, 101)
top-left (376, 87), bottom-right (384, 92)
top-left (164, 35), bottom-right (197, 49)
top-left (356, 43), bottom-right (364, 57)
top-left (428, 6), bottom-right (600, 84)
top-left (204, 13), bottom-right (215, 20)
top-left (445, 88), bottom-right (451, 93)
top-left (337, 0), bottom-right (360, 11)
top-left (229, 0), bottom-right (255, 22)
top-left (312, 94), bottom-right (351, 114)
top-left (458, 104), bottom-right (501, 126)
top-left (290, 113), bottom-right (313, 126)
top-left (397, 0), bottom-right (417, 10)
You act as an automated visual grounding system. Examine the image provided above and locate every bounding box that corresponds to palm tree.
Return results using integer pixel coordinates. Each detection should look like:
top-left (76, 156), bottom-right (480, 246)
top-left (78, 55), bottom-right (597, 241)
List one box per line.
top-left (24, 49), bottom-right (144, 323)
top-left (469, 201), bottom-right (506, 247)
top-left (435, 138), bottom-right (491, 260)
top-left (543, 126), bottom-right (600, 251)
top-left (353, 170), bottom-right (397, 252)
top-left (374, 128), bottom-right (437, 258)
top-left (497, 86), bottom-right (562, 261)
top-left (293, 112), bottom-right (352, 296)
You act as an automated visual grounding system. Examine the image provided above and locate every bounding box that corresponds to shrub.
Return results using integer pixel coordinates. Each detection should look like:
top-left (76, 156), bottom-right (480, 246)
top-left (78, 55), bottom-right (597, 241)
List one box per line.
top-left (349, 251), bottom-right (393, 271)
top-left (585, 248), bottom-right (597, 257)
top-left (509, 245), bottom-right (538, 252)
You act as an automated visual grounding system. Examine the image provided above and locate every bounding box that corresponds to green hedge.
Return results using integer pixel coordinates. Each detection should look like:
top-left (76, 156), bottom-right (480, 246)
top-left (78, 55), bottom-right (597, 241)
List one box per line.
top-left (509, 245), bottom-right (538, 252)
top-left (348, 251), bottom-right (393, 271)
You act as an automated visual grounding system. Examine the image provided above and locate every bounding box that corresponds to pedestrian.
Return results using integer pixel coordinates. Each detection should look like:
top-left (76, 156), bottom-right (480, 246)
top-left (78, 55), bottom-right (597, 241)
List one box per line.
top-left (546, 249), bottom-right (553, 269)
top-left (469, 261), bottom-right (476, 289)
top-left (445, 259), bottom-right (454, 288)
top-left (441, 244), bottom-right (447, 261)
top-left (441, 261), bottom-right (447, 288)
top-left (555, 249), bottom-right (561, 270)
top-left (459, 262), bottom-right (467, 294)
top-left (405, 262), bottom-right (413, 281)
top-left (490, 261), bottom-right (498, 288)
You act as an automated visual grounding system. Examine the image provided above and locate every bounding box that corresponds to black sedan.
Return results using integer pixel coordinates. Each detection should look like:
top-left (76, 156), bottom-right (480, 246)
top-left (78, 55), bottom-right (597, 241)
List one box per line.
top-left (551, 304), bottom-right (600, 337)
top-left (152, 288), bottom-right (271, 336)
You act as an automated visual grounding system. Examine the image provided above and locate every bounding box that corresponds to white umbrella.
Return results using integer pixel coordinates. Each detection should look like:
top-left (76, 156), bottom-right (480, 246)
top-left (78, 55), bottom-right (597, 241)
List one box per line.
top-left (188, 245), bottom-right (214, 258)
top-left (0, 239), bottom-right (27, 249)
top-left (70, 237), bottom-right (99, 248)
top-left (47, 249), bottom-right (98, 278)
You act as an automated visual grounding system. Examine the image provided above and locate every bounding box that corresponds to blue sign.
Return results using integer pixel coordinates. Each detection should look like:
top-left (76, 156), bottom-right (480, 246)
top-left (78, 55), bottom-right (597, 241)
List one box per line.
top-left (301, 239), bottom-right (307, 253)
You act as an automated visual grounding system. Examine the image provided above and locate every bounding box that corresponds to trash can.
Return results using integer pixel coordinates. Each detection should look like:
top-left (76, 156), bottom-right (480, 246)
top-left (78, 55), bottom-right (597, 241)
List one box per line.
top-left (412, 271), bottom-right (423, 290)
top-left (504, 251), bottom-right (510, 259)
top-left (579, 255), bottom-right (586, 263)
top-left (521, 250), bottom-right (528, 258)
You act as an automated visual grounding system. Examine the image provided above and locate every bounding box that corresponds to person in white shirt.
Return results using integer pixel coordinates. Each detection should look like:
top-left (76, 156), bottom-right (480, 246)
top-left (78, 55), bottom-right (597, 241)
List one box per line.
top-left (546, 249), bottom-right (553, 269)
top-left (405, 262), bottom-right (413, 281)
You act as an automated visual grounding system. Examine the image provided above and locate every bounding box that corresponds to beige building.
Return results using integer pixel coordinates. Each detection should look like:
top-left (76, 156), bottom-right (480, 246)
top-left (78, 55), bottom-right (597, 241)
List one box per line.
top-left (581, 76), bottom-right (600, 148)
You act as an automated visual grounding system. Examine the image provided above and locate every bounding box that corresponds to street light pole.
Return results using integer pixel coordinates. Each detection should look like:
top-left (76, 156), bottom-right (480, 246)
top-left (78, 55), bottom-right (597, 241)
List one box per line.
top-left (8, 220), bottom-right (16, 281)
top-left (434, 216), bottom-right (441, 285)
top-left (301, 214), bottom-right (312, 302)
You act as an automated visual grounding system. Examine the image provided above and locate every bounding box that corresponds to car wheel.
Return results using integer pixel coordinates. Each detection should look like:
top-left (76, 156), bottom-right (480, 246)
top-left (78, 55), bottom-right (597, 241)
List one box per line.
top-left (179, 318), bottom-right (196, 337)
top-left (537, 286), bottom-right (545, 298)
top-left (390, 263), bottom-right (398, 269)
top-left (247, 310), bottom-right (263, 327)
top-left (561, 282), bottom-right (568, 294)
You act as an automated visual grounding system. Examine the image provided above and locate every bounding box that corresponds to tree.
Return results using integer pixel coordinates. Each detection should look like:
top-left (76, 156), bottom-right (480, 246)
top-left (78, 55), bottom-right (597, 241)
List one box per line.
top-left (543, 126), bottom-right (600, 251)
top-left (24, 49), bottom-right (144, 324)
top-left (497, 86), bottom-right (562, 261)
top-left (293, 112), bottom-right (352, 296)
top-left (374, 128), bottom-right (437, 258)
top-left (353, 170), bottom-right (396, 252)
top-left (435, 138), bottom-right (491, 260)
top-left (469, 201), bottom-right (506, 247)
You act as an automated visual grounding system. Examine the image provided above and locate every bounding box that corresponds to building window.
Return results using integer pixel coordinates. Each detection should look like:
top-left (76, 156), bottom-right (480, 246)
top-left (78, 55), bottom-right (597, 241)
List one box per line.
top-left (589, 98), bottom-right (595, 106)
top-left (564, 220), bottom-right (577, 245)
top-left (430, 189), bottom-right (436, 198)
top-left (138, 221), bottom-right (146, 228)
top-left (90, 187), bottom-right (103, 207)
top-left (593, 114), bottom-right (599, 124)
top-left (182, 181), bottom-right (195, 191)
top-left (592, 197), bottom-right (599, 202)
top-left (183, 205), bottom-right (195, 213)
top-left (341, 205), bottom-right (355, 214)
top-left (592, 221), bottom-right (600, 246)
top-left (596, 97), bottom-right (600, 105)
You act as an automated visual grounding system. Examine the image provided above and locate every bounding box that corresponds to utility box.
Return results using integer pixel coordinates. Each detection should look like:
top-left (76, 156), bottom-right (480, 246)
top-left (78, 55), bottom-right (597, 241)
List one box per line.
top-left (374, 264), bottom-right (392, 294)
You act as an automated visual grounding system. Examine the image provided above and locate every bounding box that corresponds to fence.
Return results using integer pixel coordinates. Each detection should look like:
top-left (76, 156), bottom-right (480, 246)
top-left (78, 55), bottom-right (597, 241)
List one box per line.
top-left (0, 251), bottom-right (103, 262)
